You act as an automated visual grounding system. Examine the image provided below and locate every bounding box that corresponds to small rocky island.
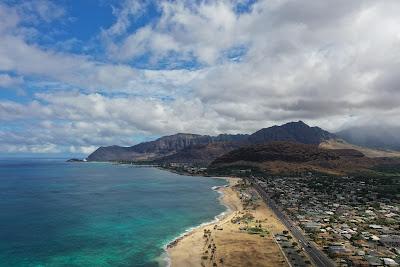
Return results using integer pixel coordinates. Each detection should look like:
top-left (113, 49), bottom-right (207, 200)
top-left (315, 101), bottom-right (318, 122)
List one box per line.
top-left (66, 158), bottom-right (86, 162)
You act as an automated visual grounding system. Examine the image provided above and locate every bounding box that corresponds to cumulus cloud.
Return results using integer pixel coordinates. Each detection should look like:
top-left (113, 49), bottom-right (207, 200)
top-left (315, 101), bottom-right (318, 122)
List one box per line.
top-left (16, 0), bottom-right (65, 24)
top-left (1, 0), bottom-right (400, 153)
top-left (105, 0), bottom-right (245, 64)
top-left (0, 74), bottom-right (23, 88)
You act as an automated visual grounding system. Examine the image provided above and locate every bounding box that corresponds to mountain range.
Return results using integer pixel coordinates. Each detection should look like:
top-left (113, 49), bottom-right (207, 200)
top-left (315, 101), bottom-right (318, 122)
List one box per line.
top-left (248, 121), bottom-right (335, 144)
top-left (87, 133), bottom-right (248, 162)
top-left (85, 121), bottom-right (400, 176)
top-left (87, 121), bottom-right (349, 164)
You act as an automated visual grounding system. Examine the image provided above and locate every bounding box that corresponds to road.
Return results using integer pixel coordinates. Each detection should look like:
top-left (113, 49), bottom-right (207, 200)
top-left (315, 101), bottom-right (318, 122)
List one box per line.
top-left (248, 177), bottom-right (336, 267)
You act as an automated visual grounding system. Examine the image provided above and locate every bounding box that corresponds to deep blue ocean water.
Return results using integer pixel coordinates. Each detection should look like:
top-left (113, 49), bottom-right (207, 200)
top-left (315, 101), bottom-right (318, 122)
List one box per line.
top-left (0, 158), bottom-right (226, 267)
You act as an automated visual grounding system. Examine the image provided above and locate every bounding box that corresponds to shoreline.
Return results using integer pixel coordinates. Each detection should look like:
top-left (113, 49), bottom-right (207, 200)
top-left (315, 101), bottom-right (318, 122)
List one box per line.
top-left (163, 177), bottom-right (236, 267)
top-left (74, 161), bottom-right (234, 266)
top-left (78, 162), bottom-right (289, 266)
top-left (166, 177), bottom-right (291, 267)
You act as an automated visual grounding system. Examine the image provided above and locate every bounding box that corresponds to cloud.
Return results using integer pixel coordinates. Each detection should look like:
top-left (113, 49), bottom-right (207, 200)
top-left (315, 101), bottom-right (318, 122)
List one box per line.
top-left (0, 74), bottom-right (23, 88)
top-left (103, 0), bottom-right (151, 37)
top-left (0, 91), bottom-right (260, 153)
top-left (1, 0), bottom-right (400, 153)
top-left (0, 1), bottom-right (198, 97)
top-left (105, 1), bottom-right (245, 65)
top-left (16, 0), bottom-right (65, 24)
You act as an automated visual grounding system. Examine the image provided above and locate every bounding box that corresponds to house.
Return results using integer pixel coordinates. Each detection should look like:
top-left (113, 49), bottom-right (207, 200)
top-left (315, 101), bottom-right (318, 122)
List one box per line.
top-left (380, 235), bottom-right (400, 248)
top-left (369, 224), bottom-right (383, 230)
top-left (347, 256), bottom-right (369, 267)
top-left (382, 258), bottom-right (399, 266)
top-left (342, 233), bottom-right (352, 240)
top-left (364, 255), bottom-right (384, 266)
top-left (356, 250), bottom-right (366, 256)
top-left (303, 222), bottom-right (322, 232)
top-left (327, 245), bottom-right (351, 257)
top-left (370, 235), bottom-right (380, 242)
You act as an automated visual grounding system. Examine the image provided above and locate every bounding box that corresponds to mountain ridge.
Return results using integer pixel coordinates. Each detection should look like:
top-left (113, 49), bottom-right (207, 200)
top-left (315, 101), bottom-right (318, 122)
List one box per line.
top-left (86, 121), bottom-right (338, 164)
top-left (248, 120), bottom-right (335, 144)
top-left (87, 132), bottom-right (248, 162)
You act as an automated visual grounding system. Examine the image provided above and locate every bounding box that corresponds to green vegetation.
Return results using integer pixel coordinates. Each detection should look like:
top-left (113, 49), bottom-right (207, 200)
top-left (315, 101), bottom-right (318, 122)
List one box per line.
top-left (231, 213), bottom-right (254, 224)
top-left (305, 175), bottom-right (400, 200)
top-left (372, 163), bottom-right (400, 175)
top-left (246, 227), bottom-right (269, 235)
top-left (208, 164), bottom-right (267, 177)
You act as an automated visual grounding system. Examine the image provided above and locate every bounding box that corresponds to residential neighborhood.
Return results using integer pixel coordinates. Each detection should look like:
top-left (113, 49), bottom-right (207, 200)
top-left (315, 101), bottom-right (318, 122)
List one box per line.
top-left (255, 175), bottom-right (400, 266)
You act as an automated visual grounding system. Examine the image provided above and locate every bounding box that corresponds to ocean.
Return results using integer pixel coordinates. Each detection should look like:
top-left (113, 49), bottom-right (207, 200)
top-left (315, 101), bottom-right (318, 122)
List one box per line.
top-left (0, 158), bottom-right (227, 267)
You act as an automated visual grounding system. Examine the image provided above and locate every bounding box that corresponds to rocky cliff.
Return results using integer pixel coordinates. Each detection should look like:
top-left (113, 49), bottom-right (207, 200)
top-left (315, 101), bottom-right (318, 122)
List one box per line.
top-left (86, 121), bottom-right (340, 164)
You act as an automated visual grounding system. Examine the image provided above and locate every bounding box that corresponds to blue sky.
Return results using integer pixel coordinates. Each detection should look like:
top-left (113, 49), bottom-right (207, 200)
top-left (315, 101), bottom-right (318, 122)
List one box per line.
top-left (0, 0), bottom-right (400, 156)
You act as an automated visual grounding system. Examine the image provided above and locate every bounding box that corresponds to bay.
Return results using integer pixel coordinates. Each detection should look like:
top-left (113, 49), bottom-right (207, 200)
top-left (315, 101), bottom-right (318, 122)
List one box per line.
top-left (0, 158), bottom-right (226, 267)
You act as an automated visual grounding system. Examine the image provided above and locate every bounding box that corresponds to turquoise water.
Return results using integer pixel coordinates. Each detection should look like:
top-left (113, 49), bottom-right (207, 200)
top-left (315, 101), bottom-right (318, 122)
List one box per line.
top-left (0, 158), bottom-right (226, 267)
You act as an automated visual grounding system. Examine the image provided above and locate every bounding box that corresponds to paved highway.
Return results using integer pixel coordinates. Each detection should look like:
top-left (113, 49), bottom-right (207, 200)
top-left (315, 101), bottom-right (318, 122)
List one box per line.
top-left (248, 177), bottom-right (336, 267)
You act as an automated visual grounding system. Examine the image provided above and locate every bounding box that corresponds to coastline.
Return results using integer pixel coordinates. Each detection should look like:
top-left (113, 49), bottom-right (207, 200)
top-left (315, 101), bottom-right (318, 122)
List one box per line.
top-left (162, 177), bottom-right (235, 267)
top-left (166, 177), bottom-right (289, 267)
top-left (74, 162), bottom-right (289, 266)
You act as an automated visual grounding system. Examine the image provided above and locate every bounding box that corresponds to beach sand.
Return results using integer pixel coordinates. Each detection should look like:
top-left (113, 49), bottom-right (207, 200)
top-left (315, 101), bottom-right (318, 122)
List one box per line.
top-left (167, 178), bottom-right (290, 267)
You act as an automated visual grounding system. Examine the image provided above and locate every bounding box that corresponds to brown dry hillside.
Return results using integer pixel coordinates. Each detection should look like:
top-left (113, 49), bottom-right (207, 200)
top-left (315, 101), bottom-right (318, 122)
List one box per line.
top-left (209, 141), bottom-right (400, 176)
top-left (212, 142), bottom-right (363, 164)
top-left (320, 139), bottom-right (400, 158)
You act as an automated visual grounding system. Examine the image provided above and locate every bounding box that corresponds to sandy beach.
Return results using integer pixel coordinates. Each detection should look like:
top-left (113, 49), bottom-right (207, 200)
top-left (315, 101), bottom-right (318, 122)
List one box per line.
top-left (167, 178), bottom-right (290, 267)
